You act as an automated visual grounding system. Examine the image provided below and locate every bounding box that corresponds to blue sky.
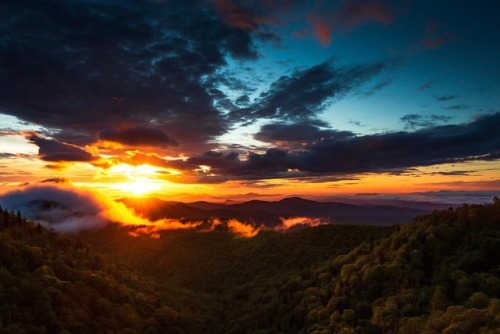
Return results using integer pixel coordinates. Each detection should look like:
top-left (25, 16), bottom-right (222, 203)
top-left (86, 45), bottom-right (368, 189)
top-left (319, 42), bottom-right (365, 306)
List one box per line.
top-left (219, 0), bottom-right (499, 135)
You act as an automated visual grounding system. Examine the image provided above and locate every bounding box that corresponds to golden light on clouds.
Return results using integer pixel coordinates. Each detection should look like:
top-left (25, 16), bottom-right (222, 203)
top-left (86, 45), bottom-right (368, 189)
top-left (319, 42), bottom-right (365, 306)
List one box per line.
top-left (105, 164), bottom-right (166, 196)
top-left (112, 180), bottom-right (163, 196)
top-left (0, 118), bottom-right (498, 201)
top-left (109, 163), bottom-right (159, 176)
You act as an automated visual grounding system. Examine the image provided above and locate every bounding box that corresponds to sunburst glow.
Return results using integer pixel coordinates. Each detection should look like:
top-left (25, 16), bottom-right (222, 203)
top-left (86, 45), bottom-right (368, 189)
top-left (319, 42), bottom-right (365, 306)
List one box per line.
top-left (109, 164), bottom-right (159, 176)
top-left (108, 164), bottom-right (164, 196)
top-left (113, 179), bottom-right (163, 196)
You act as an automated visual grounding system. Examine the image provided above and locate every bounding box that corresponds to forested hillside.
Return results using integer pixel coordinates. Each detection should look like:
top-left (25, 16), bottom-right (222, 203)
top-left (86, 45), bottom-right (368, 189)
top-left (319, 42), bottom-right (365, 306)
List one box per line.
top-left (0, 207), bottom-right (207, 334)
top-left (220, 200), bottom-right (500, 333)
top-left (80, 223), bottom-right (390, 293)
top-left (1, 200), bottom-right (499, 333)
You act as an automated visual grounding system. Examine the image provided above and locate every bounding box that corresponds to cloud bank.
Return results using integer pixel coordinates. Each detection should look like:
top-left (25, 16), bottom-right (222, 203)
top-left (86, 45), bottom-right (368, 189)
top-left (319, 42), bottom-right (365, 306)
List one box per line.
top-left (0, 0), bottom-right (253, 153)
top-left (170, 112), bottom-right (500, 181)
top-left (0, 184), bottom-right (150, 232)
top-left (0, 184), bottom-right (318, 236)
top-left (0, 0), bottom-right (392, 159)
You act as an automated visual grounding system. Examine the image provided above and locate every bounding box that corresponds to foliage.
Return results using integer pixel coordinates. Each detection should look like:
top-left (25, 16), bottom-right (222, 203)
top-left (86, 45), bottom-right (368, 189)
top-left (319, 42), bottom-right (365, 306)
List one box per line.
top-left (0, 208), bottom-right (203, 333)
top-left (1, 200), bottom-right (499, 333)
top-left (237, 200), bottom-right (500, 333)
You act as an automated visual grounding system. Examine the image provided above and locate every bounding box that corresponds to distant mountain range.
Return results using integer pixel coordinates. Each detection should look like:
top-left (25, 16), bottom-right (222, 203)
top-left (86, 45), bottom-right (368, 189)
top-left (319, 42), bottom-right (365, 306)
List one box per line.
top-left (120, 196), bottom-right (433, 226)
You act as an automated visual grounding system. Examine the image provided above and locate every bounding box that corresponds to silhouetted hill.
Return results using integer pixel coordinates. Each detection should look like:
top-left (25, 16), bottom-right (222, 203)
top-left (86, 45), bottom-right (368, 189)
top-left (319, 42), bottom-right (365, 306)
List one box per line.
top-left (219, 198), bottom-right (423, 225)
top-left (327, 197), bottom-right (456, 211)
top-left (187, 201), bottom-right (227, 211)
top-left (228, 196), bottom-right (360, 215)
top-left (120, 197), bottom-right (208, 220)
top-left (121, 196), bottom-right (425, 226)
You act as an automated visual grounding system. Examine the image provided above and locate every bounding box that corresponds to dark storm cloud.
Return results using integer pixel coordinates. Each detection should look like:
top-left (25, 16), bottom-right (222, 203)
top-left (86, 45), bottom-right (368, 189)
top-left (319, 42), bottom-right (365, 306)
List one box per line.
top-left (255, 121), bottom-right (354, 145)
top-left (230, 60), bottom-right (386, 123)
top-left (235, 95), bottom-right (251, 106)
top-left (26, 134), bottom-right (95, 162)
top-left (217, 75), bottom-right (256, 94)
top-left (0, 0), bottom-right (258, 152)
top-left (172, 112), bottom-right (500, 181)
top-left (98, 127), bottom-right (178, 148)
top-left (121, 153), bottom-right (170, 168)
top-left (185, 150), bottom-right (241, 171)
top-left (400, 114), bottom-right (452, 130)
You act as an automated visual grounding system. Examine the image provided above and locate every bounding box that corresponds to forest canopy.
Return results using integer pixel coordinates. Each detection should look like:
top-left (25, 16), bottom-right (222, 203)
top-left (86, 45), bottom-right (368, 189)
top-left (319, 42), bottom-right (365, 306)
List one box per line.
top-left (0, 199), bottom-right (499, 333)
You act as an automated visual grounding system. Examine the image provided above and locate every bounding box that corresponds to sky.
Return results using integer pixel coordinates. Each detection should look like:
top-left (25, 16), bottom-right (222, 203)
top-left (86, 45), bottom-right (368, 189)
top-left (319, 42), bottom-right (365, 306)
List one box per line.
top-left (0, 0), bottom-right (499, 202)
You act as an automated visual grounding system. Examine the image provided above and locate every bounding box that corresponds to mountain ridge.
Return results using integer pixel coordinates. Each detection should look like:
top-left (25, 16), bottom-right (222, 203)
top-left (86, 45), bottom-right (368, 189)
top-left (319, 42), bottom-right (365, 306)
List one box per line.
top-left (121, 196), bottom-right (425, 226)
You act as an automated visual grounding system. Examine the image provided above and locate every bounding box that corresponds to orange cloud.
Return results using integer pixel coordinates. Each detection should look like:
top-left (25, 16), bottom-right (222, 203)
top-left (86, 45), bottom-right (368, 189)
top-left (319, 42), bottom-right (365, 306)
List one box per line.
top-left (211, 0), bottom-right (289, 31)
top-left (422, 20), bottom-right (454, 49)
top-left (338, 1), bottom-right (393, 29)
top-left (211, 0), bottom-right (271, 30)
top-left (307, 0), bottom-right (395, 45)
top-left (227, 219), bottom-right (261, 237)
top-left (277, 216), bottom-right (329, 230)
top-left (423, 33), bottom-right (454, 49)
top-left (308, 14), bottom-right (332, 45)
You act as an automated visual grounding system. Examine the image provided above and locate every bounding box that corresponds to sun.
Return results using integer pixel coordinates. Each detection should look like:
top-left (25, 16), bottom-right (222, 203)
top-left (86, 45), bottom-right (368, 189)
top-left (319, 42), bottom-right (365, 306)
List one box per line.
top-left (107, 164), bottom-right (165, 196)
top-left (114, 179), bottom-right (162, 196)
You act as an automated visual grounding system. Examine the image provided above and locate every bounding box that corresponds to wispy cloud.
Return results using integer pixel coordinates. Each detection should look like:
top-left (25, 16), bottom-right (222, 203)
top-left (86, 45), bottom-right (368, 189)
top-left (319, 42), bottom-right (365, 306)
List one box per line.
top-left (418, 80), bottom-right (436, 91)
top-left (307, 0), bottom-right (396, 45)
top-left (435, 95), bottom-right (458, 102)
top-left (25, 133), bottom-right (95, 162)
top-left (400, 114), bottom-right (452, 130)
top-left (422, 20), bottom-right (455, 49)
top-left (444, 104), bottom-right (469, 111)
top-left (230, 59), bottom-right (387, 123)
